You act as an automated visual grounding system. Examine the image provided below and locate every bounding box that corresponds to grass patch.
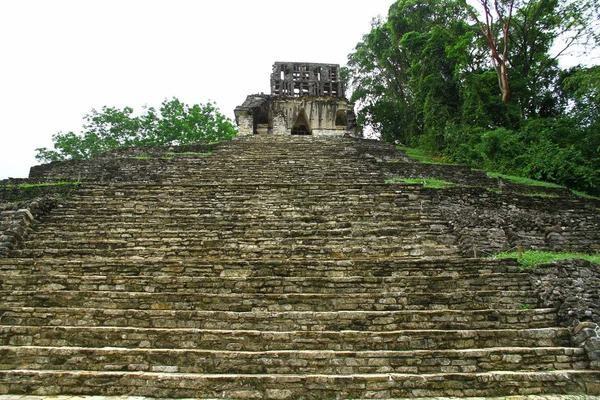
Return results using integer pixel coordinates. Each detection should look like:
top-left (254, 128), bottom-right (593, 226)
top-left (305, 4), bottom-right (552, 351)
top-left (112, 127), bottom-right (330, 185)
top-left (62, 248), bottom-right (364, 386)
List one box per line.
top-left (10, 181), bottom-right (80, 189)
top-left (396, 146), bottom-right (451, 165)
top-left (572, 190), bottom-right (600, 201)
top-left (487, 172), bottom-right (565, 189)
top-left (164, 151), bottom-right (213, 156)
top-left (493, 250), bottom-right (600, 269)
top-left (385, 178), bottom-right (455, 189)
top-left (129, 155), bottom-right (152, 160)
top-left (524, 193), bottom-right (559, 198)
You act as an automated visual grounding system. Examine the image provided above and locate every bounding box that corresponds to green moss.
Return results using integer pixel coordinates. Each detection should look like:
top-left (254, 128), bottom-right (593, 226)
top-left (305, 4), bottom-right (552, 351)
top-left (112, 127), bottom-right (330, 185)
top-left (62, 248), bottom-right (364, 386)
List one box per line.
top-left (129, 155), bottom-right (153, 160)
top-left (396, 146), bottom-right (451, 165)
top-left (571, 190), bottom-right (600, 200)
top-left (493, 250), bottom-right (600, 269)
top-left (164, 151), bottom-right (212, 156)
top-left (524, 193), bottom-right (559, 198)
top-left (12, 181), bottom-right (80, 189)
top-left (487, 172), bottom-right (565, 189)
top-left (385, 177), bottom-right (455, 189)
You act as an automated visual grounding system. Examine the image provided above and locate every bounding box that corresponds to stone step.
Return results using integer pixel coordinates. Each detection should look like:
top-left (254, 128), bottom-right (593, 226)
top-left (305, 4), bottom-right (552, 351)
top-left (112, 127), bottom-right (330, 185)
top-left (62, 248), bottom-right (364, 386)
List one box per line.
top-left (0, 290), bottom-right (539, 312)
top-left (0, 346), bottom-right (588, 375)
top-left (0, 257), bottom-right (523, 278)
top-left (42, 205), bottom-right (438, 220)
top-left (49, 198), bottom-right (423, 211)
top-left (0, 369), bottom-right (598, 398)
top-left (0, 307), bottom-right (558, 330)
top-left (74, 182), bottom-right (402, 192)
top-left (38, 219), bottom-right (440, 232)
top-left (27, 212), bottom-right (450, 225)
top-left (19, 233), bottom-right (456, 250)
top-left (1, 326), bottom-right (571, 351)
top-left (10, 242), bottom-right (459, 259)
top-left (51, 195), bottom-right (428, 209)
top-left (67, 190), bottom-right (415, 206)
top-left (0, 275), bottom-right (533, 294)
top-left (25, 223), bottom-right (449, 239)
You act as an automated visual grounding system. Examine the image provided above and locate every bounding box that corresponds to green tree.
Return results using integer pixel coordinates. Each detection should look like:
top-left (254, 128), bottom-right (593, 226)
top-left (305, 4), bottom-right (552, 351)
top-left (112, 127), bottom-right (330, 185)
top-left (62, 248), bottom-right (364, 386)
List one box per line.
top-left (347, 0), bottom-right (600, 194)
top-left (348, 0), bottom-right (475, 147)
top-left (35, 98), bottom-right (237, 162)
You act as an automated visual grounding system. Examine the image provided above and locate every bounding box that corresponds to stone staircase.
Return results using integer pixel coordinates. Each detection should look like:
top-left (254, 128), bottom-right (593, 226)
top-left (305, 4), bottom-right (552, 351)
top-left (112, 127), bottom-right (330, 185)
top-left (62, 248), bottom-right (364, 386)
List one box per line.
top-left (0, 135), bottom-right (598, 398)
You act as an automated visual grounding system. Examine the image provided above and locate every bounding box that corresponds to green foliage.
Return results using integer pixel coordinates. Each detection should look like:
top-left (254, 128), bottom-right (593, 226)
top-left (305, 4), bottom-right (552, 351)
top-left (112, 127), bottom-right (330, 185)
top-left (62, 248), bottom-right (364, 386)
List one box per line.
top-left (348, 0), bottom-right (600, 195)
top-left (494, 250), bottom-right (600, 269)
top-left (571, 190), bottom-right (600, 201)
top-left (396, 146), bottom-right (450, 165)
top-left (486, 172), bottom-right (565, 188)
top-left (35, 98), bottom-right (236, 162)
top-left (449, 120), bottom-right (600, 194)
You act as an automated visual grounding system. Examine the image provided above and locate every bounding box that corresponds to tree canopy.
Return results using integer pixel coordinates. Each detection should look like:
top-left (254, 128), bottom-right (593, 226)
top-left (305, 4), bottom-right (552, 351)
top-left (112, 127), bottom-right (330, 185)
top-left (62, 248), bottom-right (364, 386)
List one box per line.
top-left (35, 98), bottom-right (237, 163)
top-left (348, 0), bottom-right (600, 194)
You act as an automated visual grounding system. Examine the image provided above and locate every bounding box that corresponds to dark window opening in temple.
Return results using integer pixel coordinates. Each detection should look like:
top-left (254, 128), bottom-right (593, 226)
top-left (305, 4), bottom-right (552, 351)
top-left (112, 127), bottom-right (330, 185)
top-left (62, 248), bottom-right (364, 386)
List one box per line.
top-left (291, 111), bottom-right (312, 135)
top-left (302, 83), bottom-right (309, 95)
top-left (335, 110), bottom-right (347, 126)
top-left (330, 67), bottom-right (338, 81)
top-left (332, 83), bottom-right (339, 97)
top-left (253, 105), bottom-right (270, 134)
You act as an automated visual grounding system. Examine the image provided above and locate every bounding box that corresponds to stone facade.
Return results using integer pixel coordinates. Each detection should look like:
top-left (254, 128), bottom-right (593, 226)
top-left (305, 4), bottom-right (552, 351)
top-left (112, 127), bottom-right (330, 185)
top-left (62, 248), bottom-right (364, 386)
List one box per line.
top-left (234, 62), bottom-right (357, 136)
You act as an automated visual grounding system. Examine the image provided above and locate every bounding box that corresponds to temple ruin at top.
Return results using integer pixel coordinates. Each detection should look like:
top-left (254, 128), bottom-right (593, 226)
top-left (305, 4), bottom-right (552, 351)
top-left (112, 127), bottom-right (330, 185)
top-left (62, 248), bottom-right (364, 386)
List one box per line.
top-left (234, 62), bottom-right (357, 136)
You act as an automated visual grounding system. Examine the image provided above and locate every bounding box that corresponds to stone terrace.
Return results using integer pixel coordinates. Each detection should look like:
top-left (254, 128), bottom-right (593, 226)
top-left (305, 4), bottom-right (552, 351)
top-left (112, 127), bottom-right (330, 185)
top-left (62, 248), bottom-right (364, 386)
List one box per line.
top-left (0, 135), bottom-right (599, 398)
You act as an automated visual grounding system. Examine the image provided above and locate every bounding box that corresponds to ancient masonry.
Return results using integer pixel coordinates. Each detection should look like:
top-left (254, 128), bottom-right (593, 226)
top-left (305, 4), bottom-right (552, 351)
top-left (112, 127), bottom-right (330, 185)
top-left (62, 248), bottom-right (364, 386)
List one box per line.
top-left (234, 62), bottom-right (357, 136)
top-left (0, 65), bottom-right (600, 398)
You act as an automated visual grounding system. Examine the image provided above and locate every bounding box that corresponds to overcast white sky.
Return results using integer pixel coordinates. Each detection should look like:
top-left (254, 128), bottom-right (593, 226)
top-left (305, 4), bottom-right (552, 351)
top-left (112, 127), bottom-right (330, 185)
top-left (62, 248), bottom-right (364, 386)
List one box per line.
top-left (0, 0), bottom-right (394, 179)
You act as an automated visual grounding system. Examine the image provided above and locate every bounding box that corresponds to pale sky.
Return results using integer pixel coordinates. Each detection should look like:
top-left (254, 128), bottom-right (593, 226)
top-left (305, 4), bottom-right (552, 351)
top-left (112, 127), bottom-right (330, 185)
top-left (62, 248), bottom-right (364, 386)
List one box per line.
top-left (0, 0), bottom-right (393, 179)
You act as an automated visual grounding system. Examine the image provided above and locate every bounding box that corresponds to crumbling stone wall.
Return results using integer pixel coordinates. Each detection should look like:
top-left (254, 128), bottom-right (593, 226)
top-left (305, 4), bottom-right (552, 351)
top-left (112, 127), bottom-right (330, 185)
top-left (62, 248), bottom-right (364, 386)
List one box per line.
top-left (531, 259), bottom-right (600, 327)
top-left (0, 180), bottom-right (80, 203)
top-left (0, 195), bottom-right (59, 257)
top-left (270, 97), bottom-right (355, 136)
top-left (270, 62), bottom-right (344, 98)
top-left (530, 259), bottom-right (600, 368)
top-left (431, 187), bottom-right (600, 257)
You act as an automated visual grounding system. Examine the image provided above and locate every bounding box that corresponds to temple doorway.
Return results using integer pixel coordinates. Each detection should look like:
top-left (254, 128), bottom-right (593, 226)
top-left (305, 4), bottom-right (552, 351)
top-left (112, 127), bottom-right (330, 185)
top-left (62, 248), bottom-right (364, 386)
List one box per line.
top-left (291, 110), bottom-right (312, 135)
